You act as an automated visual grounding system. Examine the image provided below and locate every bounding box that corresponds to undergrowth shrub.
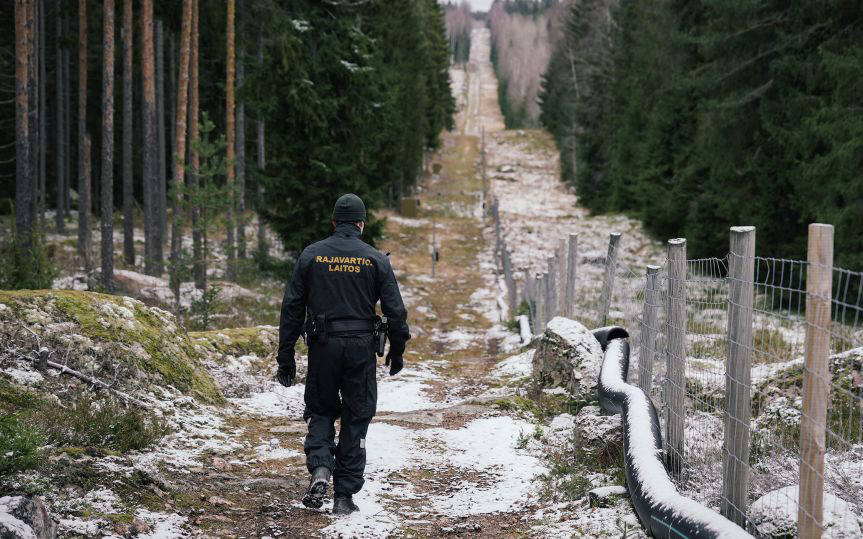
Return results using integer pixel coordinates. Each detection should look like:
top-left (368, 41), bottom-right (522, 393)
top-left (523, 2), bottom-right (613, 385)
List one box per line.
top-left (35, 395), bottom-right (167, 453)
top-left (0, 413), bottom-right (45, 478)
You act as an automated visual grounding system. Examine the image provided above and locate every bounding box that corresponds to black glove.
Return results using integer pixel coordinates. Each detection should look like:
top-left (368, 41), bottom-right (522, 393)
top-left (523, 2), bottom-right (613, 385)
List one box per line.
top-left (385, 340), bottom-right (405, 376)
top-left (276, 351), bottom-right (296, 387)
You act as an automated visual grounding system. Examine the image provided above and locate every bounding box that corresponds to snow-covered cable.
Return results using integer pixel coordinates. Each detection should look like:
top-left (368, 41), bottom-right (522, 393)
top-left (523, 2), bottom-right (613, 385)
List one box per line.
top-left (517, 314), bottom-right (531, 345)
top-left (593, 327), bottom-right (753, 539)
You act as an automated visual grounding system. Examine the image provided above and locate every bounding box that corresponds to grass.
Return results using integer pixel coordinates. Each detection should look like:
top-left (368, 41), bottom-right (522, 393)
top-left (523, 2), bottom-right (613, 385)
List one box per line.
top-left (0, 413), bottom-right (45, 479)
top-left (537, 435), bottom-right (626, 502)
top-left (35, 395), bottom-right (168, 453)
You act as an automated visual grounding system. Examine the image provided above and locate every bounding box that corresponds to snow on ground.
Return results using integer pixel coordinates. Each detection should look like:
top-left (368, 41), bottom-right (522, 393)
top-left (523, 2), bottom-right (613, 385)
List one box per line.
top-left (490, 348), bottom-right (534, 380)
top-left (230, 383), bottom-right (306, 418)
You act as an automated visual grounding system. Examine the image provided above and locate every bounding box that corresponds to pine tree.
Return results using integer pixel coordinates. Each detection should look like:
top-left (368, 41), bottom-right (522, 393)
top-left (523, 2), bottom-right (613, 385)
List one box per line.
top-left (141, 0), bottom-right (160, 275)
top-left (122, 0), bottom-right (134, 265)
top-left (15, 0), bottom-right (33, 257)
top-left (54, 0), bottom-right (65, 233)
top-left (168, 0), bottom-right (193, 302)
top-left (225, 0), bottom-right (236, 279)
top-left (100, 0), bottom-right (115, 292)
top-left (77, 0), bottom-right (91, 271)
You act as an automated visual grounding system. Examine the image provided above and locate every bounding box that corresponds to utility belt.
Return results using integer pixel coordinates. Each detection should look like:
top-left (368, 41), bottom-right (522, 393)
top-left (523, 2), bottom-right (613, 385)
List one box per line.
top-left (305, 314), bottom-right (388, 356)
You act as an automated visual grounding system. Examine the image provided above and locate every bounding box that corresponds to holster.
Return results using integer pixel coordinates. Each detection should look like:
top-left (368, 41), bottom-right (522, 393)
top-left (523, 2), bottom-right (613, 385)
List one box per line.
top-left (305, 314), bottom-right (328, 344)
top-left (374, 316), bottom-right (388, 357)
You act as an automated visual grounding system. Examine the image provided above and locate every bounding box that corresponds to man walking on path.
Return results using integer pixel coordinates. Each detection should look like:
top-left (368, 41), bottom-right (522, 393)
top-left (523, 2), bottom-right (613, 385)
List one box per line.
top-left (275, 193), bottom-right (411, 515)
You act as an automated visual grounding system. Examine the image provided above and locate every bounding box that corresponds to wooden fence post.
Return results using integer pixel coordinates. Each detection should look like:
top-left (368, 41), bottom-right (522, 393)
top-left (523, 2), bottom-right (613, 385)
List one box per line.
top-left (565, 233), bottom-right (578, 318)
top-left (547, 256), bottom-right (558, 321)
top-left (665, 237), bottom-right (686, 477)
top-left (799, 223), bottom-right (834, 539)
top-left (481, 125), bottom-right (488, 218)
top-left (721, 226), bottom-right (756, 526)
top-left (523, 268), bottom-right (533, 317)
top-left (600, 232), bottom-right (622, 324)
top-left (558, 238), bottom-right (567, 315)
top-left (535, 273), bottom-right (545, 333)
top-left (501, 242), bottom-right (516, 314)
top-left (638, 265), bottom-right (661, 393)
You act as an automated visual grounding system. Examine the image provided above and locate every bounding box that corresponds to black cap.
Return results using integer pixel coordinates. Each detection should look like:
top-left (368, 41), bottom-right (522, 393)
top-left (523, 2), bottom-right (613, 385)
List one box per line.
top-left (332, 193), bottom-right (367, 222)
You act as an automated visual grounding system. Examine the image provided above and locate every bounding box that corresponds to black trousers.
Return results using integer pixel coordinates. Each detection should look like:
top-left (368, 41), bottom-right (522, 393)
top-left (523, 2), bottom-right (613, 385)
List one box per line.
top-left (303, 333), bottom-right (377, 497)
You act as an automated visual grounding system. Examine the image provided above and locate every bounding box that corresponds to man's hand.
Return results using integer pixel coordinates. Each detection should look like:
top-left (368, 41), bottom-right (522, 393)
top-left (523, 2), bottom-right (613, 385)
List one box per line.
top-left (385, 340), bottom-right (405, 376)
top-left (276, 351), bottom-right (296, 387)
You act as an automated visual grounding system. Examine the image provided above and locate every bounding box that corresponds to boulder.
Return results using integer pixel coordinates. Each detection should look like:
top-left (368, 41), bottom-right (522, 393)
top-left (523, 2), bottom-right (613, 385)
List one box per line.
top-left (543, 413), bottom-right (576, 447)
top-left (532, 317), bottom-right (604, 399)
top-left (573, 405), bottom-right (622, 449)
top-left (0, 496), bottom-right (58, 539)
top-left (748, 485), bottom-right (861, 539)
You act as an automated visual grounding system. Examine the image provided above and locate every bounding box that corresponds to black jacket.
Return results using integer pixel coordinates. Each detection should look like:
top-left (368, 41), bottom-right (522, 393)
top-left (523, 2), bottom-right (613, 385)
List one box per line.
top-left (277, 223), bottom-right (411, 365)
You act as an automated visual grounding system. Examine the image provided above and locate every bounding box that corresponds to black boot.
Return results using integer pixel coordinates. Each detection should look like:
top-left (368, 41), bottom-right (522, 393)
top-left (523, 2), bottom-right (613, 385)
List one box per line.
top-left (302, 466), bottom-right (331, 509)
top-left (332, 495), bottom-right (359, 515)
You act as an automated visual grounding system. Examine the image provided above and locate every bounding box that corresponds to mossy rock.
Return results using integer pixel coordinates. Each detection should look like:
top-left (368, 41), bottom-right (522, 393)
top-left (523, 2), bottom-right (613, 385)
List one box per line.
top-left (189, 326), bottom-right (278, 359)
top-left (0, 290), bottom-right (223, 404)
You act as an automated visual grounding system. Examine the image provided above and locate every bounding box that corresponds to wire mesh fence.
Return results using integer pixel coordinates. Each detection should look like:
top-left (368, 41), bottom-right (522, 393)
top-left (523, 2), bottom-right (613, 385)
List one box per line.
top-left (501, 222), bottom-right (863, 536)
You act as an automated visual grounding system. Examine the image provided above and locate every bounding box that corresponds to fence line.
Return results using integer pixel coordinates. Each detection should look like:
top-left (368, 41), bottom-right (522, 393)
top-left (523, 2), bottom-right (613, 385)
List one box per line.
top-left (487, 213), bottom-right (863, 536)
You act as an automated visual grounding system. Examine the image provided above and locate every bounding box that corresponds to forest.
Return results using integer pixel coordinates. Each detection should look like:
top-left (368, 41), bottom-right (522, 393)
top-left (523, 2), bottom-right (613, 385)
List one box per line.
top-left (540, 0), bottom-right (863, 269)
top-left (0, 0), bottom-right (454, 294)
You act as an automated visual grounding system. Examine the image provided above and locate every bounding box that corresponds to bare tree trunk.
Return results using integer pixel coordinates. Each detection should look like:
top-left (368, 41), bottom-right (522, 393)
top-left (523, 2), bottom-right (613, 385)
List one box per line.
top-left (38, 0), bottom-right (46, 224)
top-left (54, 0), bottom-right (65, 233)
top-left (168, 30), bottom-right (176, 195)
top-left (100, 0), bottom-right (115, 292)
top-left (155, 19), bottom-right (167, 252)
top-left (141, 0), bottom-right (160, 276)
top-left (28, 0), bottom-right (39, 232)
top-left (169, 0), bottom-right (193, 302)
top-left (225, 0), bottom-right (236, 280)
top-left (63, 9), bottom-right (71, 219)
top-left (236, 43), bottom-right (246, 260)
top-left (15, 0), bottom-right (33, 257)
top-left (77, 0), bottom-right (91, 271)
top-left (122, 0), bottom-right (134, 265)
top-left (255, 35), bottom-right (266, 259)
top-left (190, 0), bottom-right (204, 290)
top-left (81, 134), bottom-right (92, 270)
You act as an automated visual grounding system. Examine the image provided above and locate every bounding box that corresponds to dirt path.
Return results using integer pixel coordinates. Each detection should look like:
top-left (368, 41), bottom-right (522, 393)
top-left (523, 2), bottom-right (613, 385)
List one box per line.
top-left (147, 28), bottom-right (550, 539)
top-left (152, 27), bottom-right (657, 539)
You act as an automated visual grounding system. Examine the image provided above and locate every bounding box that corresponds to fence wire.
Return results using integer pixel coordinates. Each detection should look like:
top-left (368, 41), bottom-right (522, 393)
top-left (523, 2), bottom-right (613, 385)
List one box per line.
top-left (516, 230), bottom-right (863, 535)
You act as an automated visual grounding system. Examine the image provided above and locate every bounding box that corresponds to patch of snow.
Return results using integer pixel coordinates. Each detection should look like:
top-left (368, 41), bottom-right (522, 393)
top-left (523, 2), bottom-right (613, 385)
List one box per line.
top-left (490, 349), bottom-right (534, 380)
top-left (135, 508), bottom-right (189, 538)
top-left (230, 383), bottom-right (306, 418)
top-left (0, 366), bottom-right (44, 385)
top-left (749, 485), bottom-right (861, 539)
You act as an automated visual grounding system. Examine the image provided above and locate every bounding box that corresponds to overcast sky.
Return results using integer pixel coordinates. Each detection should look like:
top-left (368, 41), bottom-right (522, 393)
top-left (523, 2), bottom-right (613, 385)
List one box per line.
top-left (460, 0), bottom-right (495, 11)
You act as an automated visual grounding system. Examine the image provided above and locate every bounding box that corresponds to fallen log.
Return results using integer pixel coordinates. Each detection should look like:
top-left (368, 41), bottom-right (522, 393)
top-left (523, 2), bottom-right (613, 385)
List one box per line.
top-left (32, 350), bottom-right (150, 409)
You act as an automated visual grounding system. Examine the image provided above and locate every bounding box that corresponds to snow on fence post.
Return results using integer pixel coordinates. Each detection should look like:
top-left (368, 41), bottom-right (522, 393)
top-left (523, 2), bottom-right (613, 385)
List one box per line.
top-left (492, 197), bottom-right (501, 258)
top-left (564, 233), bottom-right (578, 318)
top-left (501, 241), bottom-right (516, 314)
top-left (535, 273), bottom-right (545, 333)
top-left (798, 223), bottom-right (834, 539)
top-left (546, 255), bottom-right (558, 321)
top-left (557, 238), bottom-right (567, 315)
top-left (665, 237), bottom-right (687, 477)
top-left (721, 226), bottom-right (756, 527)
top-left (638, 265), bottom-right (661, 394)
top-left (600, 232), bottom-right (622, 324)
top-left (481, 125), bottom-right (488, 218)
